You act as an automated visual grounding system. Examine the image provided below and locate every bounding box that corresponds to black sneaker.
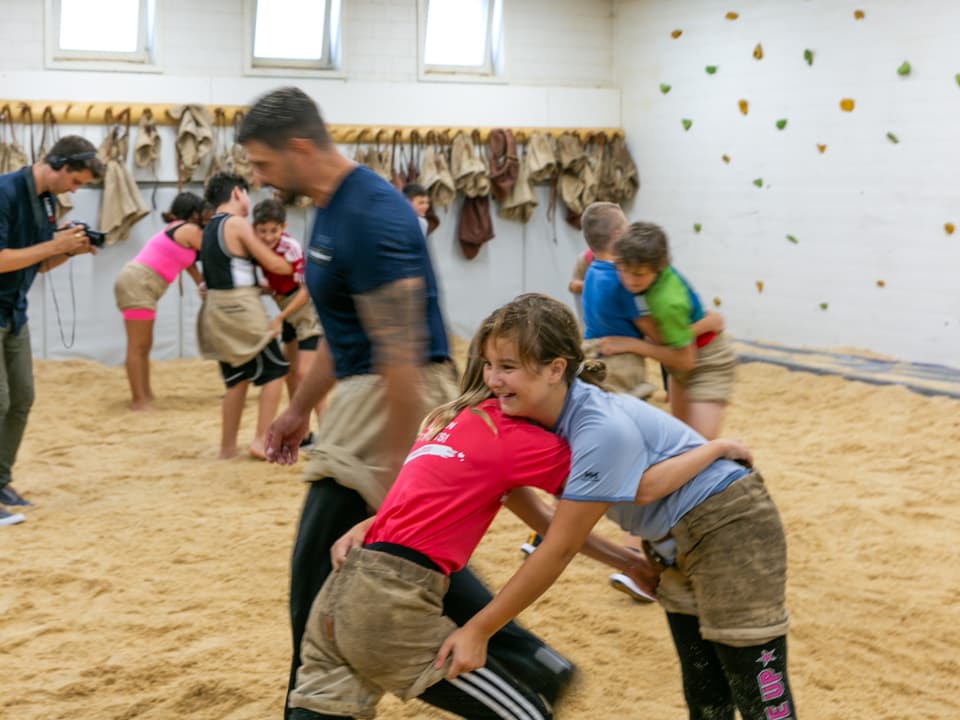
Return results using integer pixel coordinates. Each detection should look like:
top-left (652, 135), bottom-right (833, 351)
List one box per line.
top-left (0, 508), bottom-right (25, 526)
top-left (298, 432), bottom-right (315, 450)
top-left (0, 485), bottom-right (31, 507)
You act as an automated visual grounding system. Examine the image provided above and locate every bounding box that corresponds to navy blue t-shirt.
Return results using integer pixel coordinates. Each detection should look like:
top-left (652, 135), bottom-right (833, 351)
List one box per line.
top-left (305, 165), bottom-right (449, 379)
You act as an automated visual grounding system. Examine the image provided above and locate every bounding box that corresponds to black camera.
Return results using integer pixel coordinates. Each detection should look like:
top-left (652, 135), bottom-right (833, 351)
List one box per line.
top-left (69, 222), bottom-right (107, 248)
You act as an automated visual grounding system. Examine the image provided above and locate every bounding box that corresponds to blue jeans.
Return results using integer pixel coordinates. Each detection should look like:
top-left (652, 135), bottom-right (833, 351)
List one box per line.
top-left (0, 321), bottom-right (35, 488)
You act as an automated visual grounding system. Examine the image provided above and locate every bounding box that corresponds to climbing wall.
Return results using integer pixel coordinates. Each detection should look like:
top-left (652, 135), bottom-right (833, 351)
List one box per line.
top-left (614, 0), bottom-right (960, 366)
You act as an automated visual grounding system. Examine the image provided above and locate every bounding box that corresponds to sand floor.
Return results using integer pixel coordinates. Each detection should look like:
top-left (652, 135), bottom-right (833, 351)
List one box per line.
top-left (2, 357), bottom-right (959, 719)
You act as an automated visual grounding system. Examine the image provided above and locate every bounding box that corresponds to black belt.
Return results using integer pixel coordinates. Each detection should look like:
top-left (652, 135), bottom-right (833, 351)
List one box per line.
top-left (365, 542), bottom-right (442, 573)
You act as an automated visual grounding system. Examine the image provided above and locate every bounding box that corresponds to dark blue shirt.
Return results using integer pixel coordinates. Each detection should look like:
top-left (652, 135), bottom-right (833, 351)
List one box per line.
top-left (0, 167), bottom-right (57, 334)
top-left (305, 166), bottom-right (449, 379)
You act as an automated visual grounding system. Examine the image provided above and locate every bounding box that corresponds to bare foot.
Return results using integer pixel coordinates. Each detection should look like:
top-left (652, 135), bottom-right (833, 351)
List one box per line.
top-left (248, 440), bottom-right (268, 460)
top-left (218, 447), bottom-right (240, 460)
top-left (130, 400), bottom-right (155, 412)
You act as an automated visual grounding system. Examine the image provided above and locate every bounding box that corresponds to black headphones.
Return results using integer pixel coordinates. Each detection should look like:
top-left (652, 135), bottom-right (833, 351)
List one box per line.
top-left (47, 151), bottom-right (97, 170)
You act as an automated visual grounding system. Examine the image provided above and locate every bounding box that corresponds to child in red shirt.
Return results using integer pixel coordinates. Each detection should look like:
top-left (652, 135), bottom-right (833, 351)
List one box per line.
top-left (253, 199), bottom-right (325, 443)
top-left (287, 384), bottom-right (659, 719)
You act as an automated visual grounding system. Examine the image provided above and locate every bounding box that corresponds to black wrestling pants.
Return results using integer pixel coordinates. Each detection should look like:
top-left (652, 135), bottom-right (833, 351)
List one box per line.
top-left (285, 478), bottom-right (574, 720)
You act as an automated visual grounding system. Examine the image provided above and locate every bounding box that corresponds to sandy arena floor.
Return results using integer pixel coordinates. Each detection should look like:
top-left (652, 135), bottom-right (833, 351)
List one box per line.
top-left (2, 356), bottom-right (958, 719)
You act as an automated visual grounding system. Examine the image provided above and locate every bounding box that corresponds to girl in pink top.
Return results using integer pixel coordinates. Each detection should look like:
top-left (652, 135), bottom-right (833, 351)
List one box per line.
top-left (113, 192), bottom-right (204, 410)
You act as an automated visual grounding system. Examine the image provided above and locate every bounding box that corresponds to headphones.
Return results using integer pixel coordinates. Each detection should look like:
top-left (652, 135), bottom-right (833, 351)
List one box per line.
top-left (47, 150), bottom-right (96, 170)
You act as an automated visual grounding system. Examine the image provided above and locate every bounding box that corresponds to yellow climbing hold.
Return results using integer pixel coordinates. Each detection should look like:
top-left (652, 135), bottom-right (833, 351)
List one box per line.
top-left (876, 280), bottom-right (886, 288)
top-left (817, 144), bottom-right (828, 154)
top-left (755, 281), bottom-right (764, 294)
top-left (854, 9), bottom-right (865, 19)
top-left (725, 11), bottom-right (739, 20)
top-left (722, 154), bottom-right (731, 164)
top-left (753, 43), bottom-right (764, 60)
top-left (713, 297), bottom-right (722, 307)
top-left (738, 99), bottom-right (749, 115)
top-left (840, 98), bottom-right (855, 112)
top-left (945, 223), bottom-right (955, 235)
top-left (671, 29), bottom-right (683, 39)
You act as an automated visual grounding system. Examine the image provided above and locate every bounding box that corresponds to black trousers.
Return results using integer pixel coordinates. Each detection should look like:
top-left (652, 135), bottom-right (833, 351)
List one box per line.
top-left (285, 478), bottom-right (574, 720)
top-left (667, 612), bottom-right (797, 720)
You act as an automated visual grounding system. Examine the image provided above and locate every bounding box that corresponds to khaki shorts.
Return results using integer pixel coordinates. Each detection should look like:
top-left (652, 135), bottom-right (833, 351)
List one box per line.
top-left (276, 291), bottom-right (323, 343)
top-left (114, 262), bottom-right (168, 312)
top-left (581, 339), bottom-right (656, 400)
top-left (656, 471), bottom-right (790, 647)
top-left (669, 332), bottom-right (736, 403)
top-left (289, 547), bottom-right (454, 719)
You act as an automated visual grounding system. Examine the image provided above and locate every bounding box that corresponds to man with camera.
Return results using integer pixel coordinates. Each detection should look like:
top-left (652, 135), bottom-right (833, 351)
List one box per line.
top-left (0, 135), bottom-right (102, 526)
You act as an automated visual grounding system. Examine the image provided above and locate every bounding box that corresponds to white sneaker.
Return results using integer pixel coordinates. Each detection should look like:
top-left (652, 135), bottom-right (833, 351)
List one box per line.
top-left (0, 509), bottom-right (25, 527)
top-left (520, 532), bottom-right (542, 557)
top-left (609, 572), bottom-right (656, 603)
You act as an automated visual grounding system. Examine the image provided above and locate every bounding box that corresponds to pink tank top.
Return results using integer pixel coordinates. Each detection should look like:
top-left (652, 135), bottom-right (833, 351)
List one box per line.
top-left (133, 223), bottom-right (198, 283)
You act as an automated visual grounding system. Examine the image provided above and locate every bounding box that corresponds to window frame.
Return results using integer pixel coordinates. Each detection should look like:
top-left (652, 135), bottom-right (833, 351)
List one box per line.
top-left (243, 0), bottom-right (344, 77)
top-left (417, 0), bottom-right (505, 82)
top-left (45, 0), bottom-right (159, 71)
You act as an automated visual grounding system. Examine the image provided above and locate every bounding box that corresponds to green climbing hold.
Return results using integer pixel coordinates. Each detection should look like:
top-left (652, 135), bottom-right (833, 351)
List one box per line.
top-left (803, 49), bottom-right (814, 66)
top-left (705, 65), bottom-right (718, 75)
top-left (819, 302), bottom-right (829, 311)
top-left (659, 83), bottom-right (672, 94)
top-left (776, 119), bottom-right (788, 130)
top-left (897, 61), bottom-right (911, 76)
top-left (886, 132), bottom-right (900, 144)
top-left (955, 73), bottom-right (960, 87)
top-left (682, 118), bottom-right (693, 131)
top-left (786, 235), bottom-right (798, 244)
top-left (693, 223), bottom-right (702, 233)
top-left (753, 178), bottom-right (763, 188)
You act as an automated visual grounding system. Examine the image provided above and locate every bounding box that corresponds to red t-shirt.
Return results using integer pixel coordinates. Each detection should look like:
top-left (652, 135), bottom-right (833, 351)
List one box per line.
top-left (261, 234), bottom-right (304, 296)
top-left (365, 399), bottom-right (571, 575)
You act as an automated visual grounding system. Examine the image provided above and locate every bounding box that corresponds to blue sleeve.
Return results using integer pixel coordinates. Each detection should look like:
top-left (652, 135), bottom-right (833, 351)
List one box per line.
top-left (561, 411), bottom-right (648, 502)
top-left (342, 197), bottom-right (425, 295)
top-left (633, 292), bottom-right (650, 317)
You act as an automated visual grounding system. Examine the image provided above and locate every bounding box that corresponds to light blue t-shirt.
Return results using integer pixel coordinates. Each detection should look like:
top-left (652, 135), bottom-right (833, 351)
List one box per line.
top-left (555, 379), bottom-right (748, 542)
top-left (581, 260), bottom-right (641, 340)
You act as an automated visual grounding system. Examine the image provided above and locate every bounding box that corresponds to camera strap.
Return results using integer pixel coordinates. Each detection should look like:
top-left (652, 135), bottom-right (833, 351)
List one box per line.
top-left (48, 261), bottom-right (77, 349)
top-left (41, 194), bottom-right (56, 226)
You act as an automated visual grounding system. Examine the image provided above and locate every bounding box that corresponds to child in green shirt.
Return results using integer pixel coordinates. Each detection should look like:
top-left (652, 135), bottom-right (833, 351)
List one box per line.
top-left (598, 222), bottom-right (736, 440)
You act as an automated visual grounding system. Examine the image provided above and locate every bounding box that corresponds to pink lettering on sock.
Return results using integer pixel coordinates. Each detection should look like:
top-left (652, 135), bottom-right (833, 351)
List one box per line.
top-left (757, 669), bottom-right (784, 701)
top-left (765, 701), bottom-right (792, 719)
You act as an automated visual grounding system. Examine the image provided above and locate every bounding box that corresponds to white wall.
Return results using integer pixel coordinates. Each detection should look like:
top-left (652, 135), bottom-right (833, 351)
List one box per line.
top-left (614, 0), bottom-right (960, 366)
top-left (0, 0), bottom-right (619, 362)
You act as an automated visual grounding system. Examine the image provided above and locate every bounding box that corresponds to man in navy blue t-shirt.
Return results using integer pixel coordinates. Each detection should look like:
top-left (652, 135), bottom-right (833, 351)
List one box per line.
top-left (240, 88), bottom-right (574, 720)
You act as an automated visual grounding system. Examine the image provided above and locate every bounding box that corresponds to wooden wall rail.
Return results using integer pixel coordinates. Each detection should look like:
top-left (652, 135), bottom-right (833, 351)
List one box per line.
top-left (0, 100), bottom-right (624, 144)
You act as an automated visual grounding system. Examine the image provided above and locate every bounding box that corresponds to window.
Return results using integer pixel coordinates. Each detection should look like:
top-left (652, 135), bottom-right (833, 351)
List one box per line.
top-left (419, 0), bottom-right (504, 79)
top-left (247, 0), bottom-right (342, 72)
top-left (47, 0), bottom-right (157, 66)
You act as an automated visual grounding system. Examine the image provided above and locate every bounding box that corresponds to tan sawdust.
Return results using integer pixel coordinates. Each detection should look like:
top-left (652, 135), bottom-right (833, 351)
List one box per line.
top-left (2, 357), bottom-right (959, 719)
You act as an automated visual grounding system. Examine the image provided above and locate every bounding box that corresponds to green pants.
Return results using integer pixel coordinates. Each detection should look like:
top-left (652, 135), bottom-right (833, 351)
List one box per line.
top-left (0, 322), bottom-right (35, 488)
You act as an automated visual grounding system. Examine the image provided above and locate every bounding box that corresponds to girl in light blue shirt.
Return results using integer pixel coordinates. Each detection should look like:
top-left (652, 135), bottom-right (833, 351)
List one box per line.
top-left (435, 293), bottom-right (797, 720)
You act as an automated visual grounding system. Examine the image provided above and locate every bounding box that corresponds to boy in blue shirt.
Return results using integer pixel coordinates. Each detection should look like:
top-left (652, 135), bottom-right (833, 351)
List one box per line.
top-left (580, 202), bottom-right (657, 400)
